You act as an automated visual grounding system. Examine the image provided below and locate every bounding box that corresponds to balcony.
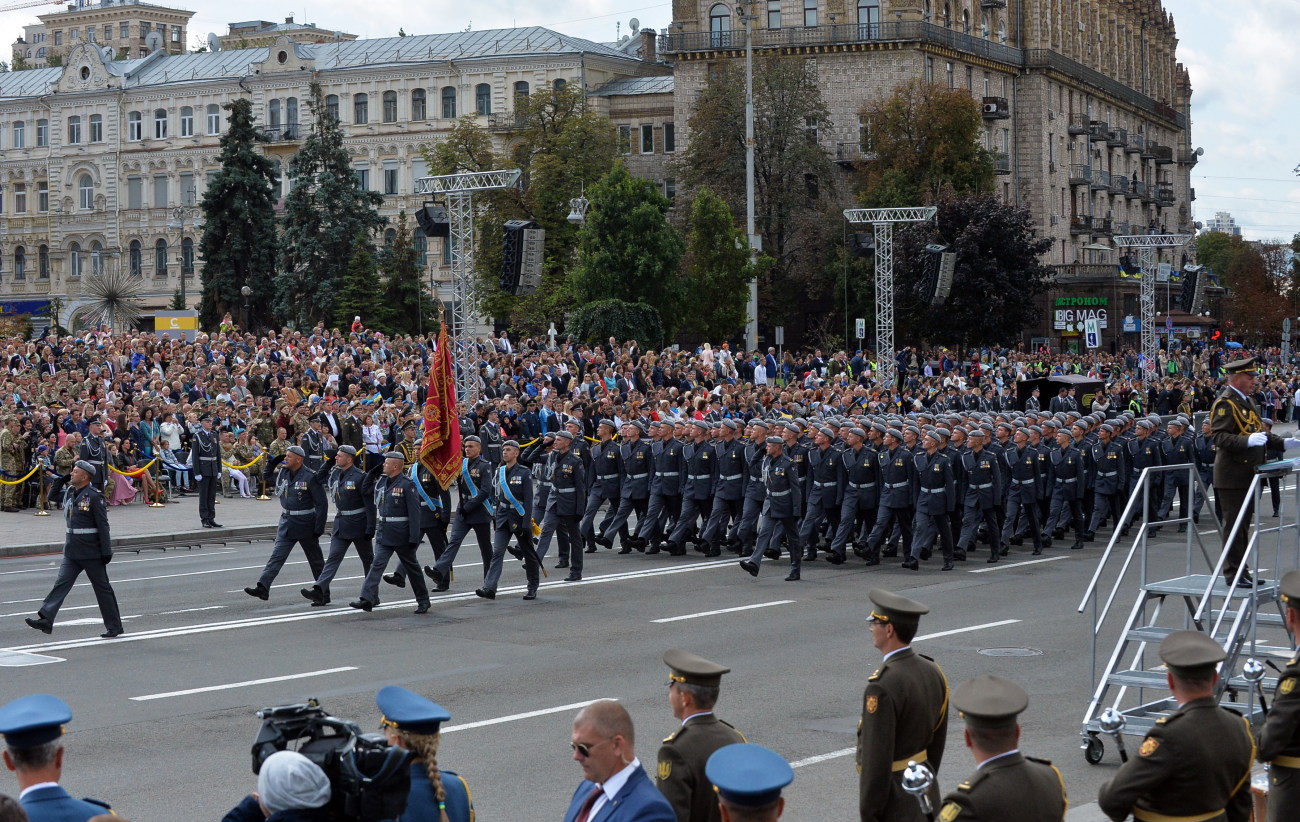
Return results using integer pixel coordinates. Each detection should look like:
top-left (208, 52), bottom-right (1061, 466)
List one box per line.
top-left (1088, 120), bottom-right (1109, 141)
top-left (1136, 181), bottom-right (1154, 203)
top-left (1109, 175), bottom-right (1130, 196)
top-left (1114, 220), bottom-right (1130, 235)
top-left (1154, 184), bottom-right (1174, 206)
top-left (835, 142), bottom-right (873, 166)
top-left (1177, 148), bottom-right (1200, 165)
top-left (1152, 144), bottom-right (1174, 164)
top-left (992, 152), bottom-right (1011, 174)
top-left (1022, 50), bottom-right (1186, 129)
top-left (1054, 263), bottom-right (1119, 281)
top-left (1068, 164), bottom-right (1092, 186)
top-left (1140, 140), bottom-right (1157, 160)
top-left (1125, 179), bottom-right (1144, 200)
top-left (1126, 134), bottom-right (1143, 154)
top-left (1096, 217), bottom-right (1114, 235)
top-left (981, 96), bottom-right (1009, 119)
top-left (1067, 114), bottom-right (1090, 136)
top-left (1107, 127), bottom-right (1127, 147)
top-left (1070, 216), bottom-right (1096, 235)
top-left (1090, 169), bottom-right (1109, 190)
top-left (261, 124), bottom-right (300, 142)
top-left (980, 0), bottom-right (1007, 7)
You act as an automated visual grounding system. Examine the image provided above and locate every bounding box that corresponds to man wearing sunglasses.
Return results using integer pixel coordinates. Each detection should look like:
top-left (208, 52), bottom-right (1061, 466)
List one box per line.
top-left (565, 700), bottom-right (674, 822)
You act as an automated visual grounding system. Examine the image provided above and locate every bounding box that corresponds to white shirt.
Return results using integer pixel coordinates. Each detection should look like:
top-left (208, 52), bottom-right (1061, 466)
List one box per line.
top-left (681, 711), bottom-right (713, 726)
top-left (976, 749), bottom-right (1020, 770)
top-left (588, 758), bottom-right (641, 820)
top-left (19, 782), bottom-right (60, 801)
top-left (882, 644), bottom-right (912, 664)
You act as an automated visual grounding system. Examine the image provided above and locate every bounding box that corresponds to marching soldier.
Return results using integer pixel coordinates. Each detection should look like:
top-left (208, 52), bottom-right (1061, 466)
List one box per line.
top-left (580, 420), bottom-right (622, 554)
top-left (599, 421), bottom-right (653, 554)
top-left (1085, 424), bottom-right (1127, 540)
top-left (739, 436), bottom-right (802, 581)
top-left (936, 675), bottom-right (1067, 822)
top-left (1045, 429), bottom-right (1086, 551)
top-left (656, 650), bottom-right (747, 822)
top-left (1097, 631), bottom-right (1254, 822)
top-left (830, 425), bottom-right (878, 565)
top-left (244, 445), bottom-right (327, 601)
top-left (1258, 569), bottom-right (1300, 822)
top-left (727, 419), bottom-right (769, 558)
top-left (1121, 419), bottom-right (1164, 538)
top-left (1155, 417), bottom-right (1195, 531)
top-left (381, 462), bottom-right (453, 590)
top-left (908, 429), bottom-right (956, 571)
top-left (477, 440), bottom-right (539, 600)
top-left (190, 412), bottom-right (222, 528)
top-left (958, 428), bottom-right (1003, 563)
top-left (1001, 428), bottom-right (1044, 555)
top-left (542, 430), bottom-right (586, 582)
top-left (639, 421), bottom-right (686, 555)
top-left (351, 451), bottom-right (430, 614)
top-left (862, 429), bottom-right (915, 565)
top-left (858, 589), bottom-right (948, 822)
top-left (799, 427), bottom-right (843, 562)
top-left (301, 445), bottom-right (380, 606)
top-left (1192, 418), bottom-right (1217, 525)
top-left (667, 421), bottom-right (717, 557)
top-left (425, 437), bottom-right (494, 593)
top-left (702, 420), bottom-right (746, 558)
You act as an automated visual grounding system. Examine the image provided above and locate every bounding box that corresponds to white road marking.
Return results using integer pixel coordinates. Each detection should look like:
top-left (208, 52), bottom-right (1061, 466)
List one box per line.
top-left (0, 650), bottom-right (65, 667)
top-left (0, 604), bottom-right (99, 619)
top-left (59, 615), bottom-right (140, 626)
top-left (790, 747), bottom-right (856, 769)
top-left (0, 547), bottom-right (239, 575)
top-left (443, 699), bottom-right (614, 733)
top-left (157, 606), bottom-right (226, 616)
top-left (4, 559), bottom-right (739, 654)
top-left (968, 556), bottom-right (1069, 573)
top-left (235, 555), bottom-right (518, 593)
top-left (1, 597), bottom-right (45, 605)
top-left (130, 666), bottom-right (358, 701)
top-left (915, 619), bottom-right (1020, 642)
top-left (651, 600), bottom-right (795, 624)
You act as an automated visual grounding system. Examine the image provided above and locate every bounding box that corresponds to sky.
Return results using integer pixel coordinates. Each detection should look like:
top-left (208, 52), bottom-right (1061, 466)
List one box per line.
top-left (3, 0), bottom-right (1296, 243)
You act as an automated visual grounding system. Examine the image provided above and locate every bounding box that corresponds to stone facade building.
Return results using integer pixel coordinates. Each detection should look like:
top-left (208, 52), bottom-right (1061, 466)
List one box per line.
top-left (12, 0), bottom-right (193, 69)
top-left (219, 17), bottom-right (357, 51)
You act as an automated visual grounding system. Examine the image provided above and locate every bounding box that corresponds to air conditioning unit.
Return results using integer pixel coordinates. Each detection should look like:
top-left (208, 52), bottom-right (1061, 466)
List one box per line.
top-left (982, 103), bottom-right (999, 115)
top-left (1050, 215), bottom-right (1059, 226)
top-left (1047, 110), bottom-right (1056, 120)
top-left (1049, 161), bottom-right (1057, 173)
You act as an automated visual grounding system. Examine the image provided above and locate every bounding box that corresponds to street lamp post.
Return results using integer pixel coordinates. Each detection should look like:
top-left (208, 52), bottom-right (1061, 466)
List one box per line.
top-left (167, 206), bottom-right (203, 308)
top-left (241, 285), bottom-right (252, 334)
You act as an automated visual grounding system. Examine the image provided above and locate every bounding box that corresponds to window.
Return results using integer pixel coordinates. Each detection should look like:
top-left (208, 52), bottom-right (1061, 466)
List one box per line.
top-left (153, 175), bottom-right (168, 208)
top-left (641, 123), bottom-right (654, 154)
top-left (382, 90), bottom-right (397, 123)
top-left (90, 241), bottom-right (103, 276)
top-left (268, 99), bottom-right (280, 128)
top-left (87, 28), bottom-right (96, 42)
top-left (179, 106), bottom-right (193, 136)
top-left (153, 108), bottom-right (167, 139)
top-left (79, 174), bottom-right (94, 210)
top-left (475, 83), bottom-right (491, 115)
top-left (325, 95), bottom-right (339, 121)
top-left (14, 184), bottom-right (26, 214)
top-left (803, 0), bottom-right (817, 27)
top-left (664, 122), bottom-right (676, 153)
top-left (856, 0), bottom-right (879, 35)
top-left (38, 245), bottom-right (49, 279)
top-left (514, 80), bottom-right (530, 101)
top-left (767, 0), bottom-right (781, 28)
top-left (140, 21), bottom-right (150, 34)
top-left (129, 240), bottom-right (142, 276)
top-left (36, 119), bottom-right (48, 147)
top-left (67, 115), bottom-right (82, 144)
top-left (413, 229), bottom-right (427, 264)
top-left (441, 86), bottom-right (456, 119)
top-left (925, 56), bottom-right (933, 83)
top-left (354, 166), bottom-right (370, 190)
top-left (53, 31), bottom-right (62, 46)
top-left (353, 93), bottom-right (368, 124)
top-left (618, 124), bottom-right (631, 154)
top-left (70, 27), bottom-right (79, 40)
top-left (966, 66), bottom-right (973, 92)
top-left (119, 22), bottom-right (129, 38)
top-left (286, 97), bottom-right (298, 130)
top-left (37, 182), bottom-right (48, 212)
top-left (104, 24), bottom-right (111, 40)
top-left (171, 25), bottom-right (181, 42)
top-left (384, 228), bottom-right (397, 247)
top-left (127, 177), bottom-right (143, 209)
top-left (383, 167), bottom-right (398, 195)
top-left (664, 179), bottom-right (676, 203)
top-left (12, 121), bottom-right (23, 148)
top-left (206, 104), bottom-right (221, 134)
top-left (155, 239), bottom-right (168, 277)
top-left (90, 113), bottom-right (102, 142)
top-left (67, 243), bottom-right (80, 278)
top-left (179, 173), bottom-right (195, 206)
top-left (411, 88), bottom-right (426, 121)
top-left (441, 237), bottom-right (451, 267)
top-left (14, 246), bottom-right (25, 280)
top-left (128, 111), bottom-right (142, 141)
top-left (942, 2), bottom-right (950, 26)
top-left (945, 61), bottom-right (954, 89)
top-left (710, 4), bottom-right (731, 46)
top-left (181, 238), bottom-right (194, 276)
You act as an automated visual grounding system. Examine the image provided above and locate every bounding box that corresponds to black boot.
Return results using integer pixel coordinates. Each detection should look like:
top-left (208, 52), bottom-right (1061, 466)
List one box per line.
top-left (244, 582), bottom-right (269, 601)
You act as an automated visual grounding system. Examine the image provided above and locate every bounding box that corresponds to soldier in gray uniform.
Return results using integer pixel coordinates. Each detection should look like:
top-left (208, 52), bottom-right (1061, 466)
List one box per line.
top-left (1192, 418), bottom-right (1217, 524)
top-left (299, 414), bottom-right (328, 472)
top-left (729, 419), bottom-right (770, 558)
top-left (542, 430), bottom-right (587, 581)
top-left (302, 445), bottom-right (381, 606)
top-left (479, 408), bottom-right (504, 465)
top-left (1086, 423), bottom-right (1128, 539)
top-left (638, 421), bottom-right (686, 555)
top-left (863, 429), bottom-right (916, 565)
top-left (381, 462), bottom-right (453, 590)
top-left (830, 425), bottom-right (878, 565)
top-left (78, 415), bottom-right (108, 492)
top-left (668, 421), bottom-right (716, 556)
top-left (908, 429), bottom-right (956, 571)
top-left (1001, 428), bottom-right (1044, 555)
top-left (799, 426), bottom-right (843, 562)
top-left (425, 437), bottom-right (494, 592)
top-left (244, 445), bottom-right (328, 601)
top-left (701, 420), bottom-right (746, 558)
top-left (1044, 429), bottom-right (1086, 551)
top-left (580, 420), bottom-right (622, 554)
top-left (479, 440), bottom-right (539, 600)
top-left (190, 412), bottom-right (222, 527)
top-left (599, 421), bottom-right (653, 553)
top-left (351, 451), bottom-right (430, 614)
top-left (1155, 417), bottom-right (1195, 531)
top-left (739, 436), bottom-right (803, 581)
top-left (958, 428), bottom-right (1003, 562)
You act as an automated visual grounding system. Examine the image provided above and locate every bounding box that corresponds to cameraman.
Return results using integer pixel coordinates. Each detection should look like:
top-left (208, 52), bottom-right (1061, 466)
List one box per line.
top-left (376, 687), bottom-right (473, 822)
top-left (224, 751), bottom-right (330, 822)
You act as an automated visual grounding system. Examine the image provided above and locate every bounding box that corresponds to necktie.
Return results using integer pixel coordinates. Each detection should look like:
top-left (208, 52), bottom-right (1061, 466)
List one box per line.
top-left (576, 785), bottom-right (603, 822)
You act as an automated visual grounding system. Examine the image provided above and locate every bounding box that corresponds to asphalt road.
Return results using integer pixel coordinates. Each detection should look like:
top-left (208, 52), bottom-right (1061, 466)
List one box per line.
top-left (1, 470), bottom-right (1296, 822)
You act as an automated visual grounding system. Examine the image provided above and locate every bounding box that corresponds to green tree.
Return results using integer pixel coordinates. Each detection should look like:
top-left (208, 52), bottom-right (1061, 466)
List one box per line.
top-left (377, 211), bottom-right (430, 335)
top-left (10, 55), bottom-right (24, 71)
top-left (46, 54), bottom-right (62, 67)
top-left (567, 300), bottom-right (664, 348)
top-left (857, 79), bottom-right (995, 207)
top-left (198, 98), bottom-right (279, 331)
top-left (680, 186), bottom-right (754, 343)
top-left (169, 289), bottom-right (186, 311)
top-left (277, 82), bottom-right (385, 328)
top-left (571, 164), bottom-right (686, 335)
top-left (333, 232), bottom-right (386, 331)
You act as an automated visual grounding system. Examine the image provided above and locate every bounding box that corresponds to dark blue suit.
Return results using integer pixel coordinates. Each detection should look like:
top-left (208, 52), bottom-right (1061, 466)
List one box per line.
top-left (562, 765), bottom-right (675, 822)
top-left (19, 784), bottom-right (111, 822)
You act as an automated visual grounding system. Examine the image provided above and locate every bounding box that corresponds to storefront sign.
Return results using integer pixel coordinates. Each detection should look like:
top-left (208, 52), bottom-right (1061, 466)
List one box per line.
top-left (1054, 306), bottom-right (1109, 331)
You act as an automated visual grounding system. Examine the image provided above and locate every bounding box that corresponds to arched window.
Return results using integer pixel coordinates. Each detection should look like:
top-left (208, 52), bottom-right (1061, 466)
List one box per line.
top-left (353, 93), bottom-right (368, 124)
top-left (14, 246), bottom-right (25, 280)
top-left (78, 174), bottom-right (94, 210)
top-left (181, 237), bottom-right (194, 276)
top-left (514, 80), bottom-right (530, 99)
top-left (268, 99), bottom-right (281, 128)
top-left (127, 111), bottom-right (142, 141)
top-left (153, 108), bottom-right (167, 139)
top-left (441, 86), bottom-right (456, 119)
top-left (382, 90), bottom-right (398, 123)
top-left (411, 88), bottom-right (426, 121)
top-left (475, 83), bottom-right (491, 115)
top-left (961, 8), bottom-right (970, 31)
top-left (286, 97), bottom-right (299, 125)
top-left (857, 0), bottom-right (880, 37)
top-left (325, 95), bottom-right (339, 121)
top-left (66, 243), bottom-right (78, 279)
top-left (128, 240), bottom-right (142, 276)
top-left (384, 228), bottom-right (397, 246)
top-left (90, 241), bottom-right (103, 276)
top-left (38, 245), bottom-right (49, 279)
top-left (942, 2), bottom-right (951, 26)
top-left (67, 115), bottom-right (82, 144)
top-left (981, 10), bottom-right (990, 35)
top-left (710, 4), bottom-right (732, 46)
top-left (154, 239), bottom-right (168, 277)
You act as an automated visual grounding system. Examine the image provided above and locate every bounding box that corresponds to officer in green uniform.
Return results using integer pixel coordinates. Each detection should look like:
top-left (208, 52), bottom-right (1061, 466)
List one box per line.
top-left (936, 675), bottom-right (1066, 821)
top-left (705, 743), bottom-right (794, 822)
top-left (656, 649), bottom-right (747, 822)
top-left (1258, 569), bottom-right (1300, 822)
top-left (1097, 630), bottom-right (1254, 822)
top-left (857, 589), bottom-right (949, 822)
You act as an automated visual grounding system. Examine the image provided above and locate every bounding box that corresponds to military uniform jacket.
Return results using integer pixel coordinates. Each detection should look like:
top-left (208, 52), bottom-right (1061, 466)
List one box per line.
top-left (743, 443), bottom-right (767, 502)
top-left (619, 440), bottom-right (654, 499)
top-left (1161, 434), bottom-right (1195, 486)
top-left (714, 440), bottom-right (746, 501)
top-left (656, 713), bottom-right (747, 822)
top-left (681, 441), bottom-right (717, 501)
top-left (77, 434), bottom-right (108, 487)
top-left (1194, 434), bottom-right (1216, 477)
top-left (786, 440), bottom-right (810, 480)
top-left (1210, 386), bottom-right (1284, 490)
top-left (805, 445), bottom-right (844, 508)
top-left (457, 456), bottom-right (494, 524)
top-left (63, 483), bottom-right (111, 561)
top-left (1098, 696), bottom-right (1253, 822)
top-left (1032, 443), bottom-right (1052, 499)
top-left (493, 462), bottom-right (534, 533)
top-left (547, 451), bottom-right (587, 516)
top-left (589, 440), bottom-right (623, 500)
top-left (1050, 445), bottom-right (1084, 501)
top-left (19, 784), bottom-right (112, 822)
top-left (1091, 441), bottom-right (1127, 495)
top-left (414, 466), bottom-right (452, 530)
top-left (878, 446), bottom-right (917, 509)
top-left (1128, 436), bottom-right (1163, 486)
top-left (403, 764), bottom-right (473, 822)
top-left (937, 752), bottom-right (1066, 822)
top-left (761, 453), bottom-right (801, 519)
top-left (479, 423), bottom-right (504, 464)
top-left (1002, 446), bottom-right (1040, 504)
top-left (841, 445), bottom-right (881, 510)
top-left (960, 449), bottom-right (1001, 509)
top-left (1258, 649), bottom-right (1300, 768)
top-left (913, 451), bottom-right (954, 515)
top-left (857, 647), bottom-right (949, 822)
top-left (650, 439), bottom-right (686, 497)
top-left (274, 463), bottom-right (328, 537)
top-left (299, 429), bottom-right (326, 466)
top-left (323, 462), bottom-right (379, 539)
top-left (372, 472), bottom-right (423, 546)
top-left (339, 415), bottom-right (364, 451)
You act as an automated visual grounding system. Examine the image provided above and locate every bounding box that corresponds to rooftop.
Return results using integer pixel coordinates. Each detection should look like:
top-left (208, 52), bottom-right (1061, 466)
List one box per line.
top-left (591, 75), bottom-right (673, 96)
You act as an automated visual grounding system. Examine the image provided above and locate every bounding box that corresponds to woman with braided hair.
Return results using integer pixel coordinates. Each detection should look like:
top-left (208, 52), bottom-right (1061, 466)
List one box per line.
top-left (376, 686), bottom-right (474, 822)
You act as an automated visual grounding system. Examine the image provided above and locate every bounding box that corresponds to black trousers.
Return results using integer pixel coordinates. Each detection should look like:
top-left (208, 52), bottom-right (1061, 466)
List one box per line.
top-left (197, 473), bottom-right (218, 523)
top-left (40, 555), bottom-right (122, 633)
top-left (1217, 486), bottom-right (1254, 574)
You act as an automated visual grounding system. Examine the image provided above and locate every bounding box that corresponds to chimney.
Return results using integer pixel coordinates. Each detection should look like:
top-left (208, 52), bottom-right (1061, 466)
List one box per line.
top-left (640, 27), bottom-right (656, 63)
top-left (285, 15), bottom-right (293, 24)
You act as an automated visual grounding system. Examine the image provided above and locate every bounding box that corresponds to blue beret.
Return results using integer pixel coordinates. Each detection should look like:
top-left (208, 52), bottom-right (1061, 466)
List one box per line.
top-left (706, 743), bottom-right (794, 808)
top-left (0, 694), bottom-right (72, 748)
top-left (376, 686), bottom-right (450, 736)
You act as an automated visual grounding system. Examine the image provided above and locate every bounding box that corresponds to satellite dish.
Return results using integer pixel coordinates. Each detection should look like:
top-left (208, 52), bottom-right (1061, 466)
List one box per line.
top-left (145, 30), bottom-right (164, 52)
top-left (100, 44), bottom-right (114, 61)
top-left (206, 32), bottom-right (221, 52)
top-left (1195, 147), bottom-right (1204, 157)
top-left (629, 17), bottom-right (640, 33)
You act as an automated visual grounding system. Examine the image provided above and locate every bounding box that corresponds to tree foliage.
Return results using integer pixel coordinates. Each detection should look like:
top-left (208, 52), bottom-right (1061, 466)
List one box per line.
top-left (892, 195), bottom-right (1052, 350)
top-left (377, 211), bottom-right (432, 335)
top-left (277, 82), bottom-right (385, 328)
top-left (333, 232), bottom-right (386, 332)
top-left (571, 164), bottom-right (686, 334)
top-left (1197, 231), bottom-right (1291, 341)
top-left (198, 98), bottom-right (279, 331)
top-left (857, 80), bottom-right (995, 207)
top-left (567, 299), bottom-right (664, 348)
top-left (680, 186), bottom-right (753, 343)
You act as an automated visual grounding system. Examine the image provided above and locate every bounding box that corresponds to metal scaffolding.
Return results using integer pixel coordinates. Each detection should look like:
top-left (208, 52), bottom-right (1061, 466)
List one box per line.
top-left (414, 170), bottom-right (522, 404)
top-left (843, 207), bottom-right (938, 390)
top-left (1112, 234), bottom-right (1192, 384)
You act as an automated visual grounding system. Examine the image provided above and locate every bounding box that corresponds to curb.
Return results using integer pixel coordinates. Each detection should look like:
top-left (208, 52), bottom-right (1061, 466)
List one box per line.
top-left (0, 522), bottom-right (328, 560)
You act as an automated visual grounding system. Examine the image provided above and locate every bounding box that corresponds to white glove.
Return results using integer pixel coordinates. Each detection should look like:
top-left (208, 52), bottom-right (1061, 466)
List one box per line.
top-left (1246, 432), bottom-right (1268, 447)
top-left (1285, 437), bottom-right (1300, 451)
top-left (194, 474), bottom-right (203, 481)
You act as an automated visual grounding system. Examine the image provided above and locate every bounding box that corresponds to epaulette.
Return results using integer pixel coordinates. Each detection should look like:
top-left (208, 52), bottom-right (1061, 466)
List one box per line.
top-left (663, 728), bottom-right (681, 744)
top-left (83, 798), bottom-right (112, 811)
top-left (919, 653), bottom-right (938, 662)
top-left (1025, 755), bottom-right (1054, 766)
top-left (868, 667), bottom-right (884, 682)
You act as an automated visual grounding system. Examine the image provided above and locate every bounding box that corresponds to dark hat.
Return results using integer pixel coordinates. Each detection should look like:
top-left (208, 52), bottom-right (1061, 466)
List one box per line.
top-left (690, 420), bottom-right (710, 431)
top-left (817, 426), bottom-right (834, 438)
top-left (868, 588), bottom-right (929, 630)
top-left (1279, 569), bottom-right (1300, 610)
top-left (597, 419), bottom-right (618, 432)
top-left (967, 427), bottom-right (986, 439)
top-left (197, 413), bottom-right (212, 422)
top-left (376, 685), bottom-right (450, 736)
top-left (706, 743), bottom-right (794, 809)
top-left (0, 694), bottom-right (72, 749)
top-left (86, 414), bottom-right (102, 425)
top-left (630, 420), bottom-right (648, 435)
top-left (885, 428), bottom-right (903, 441)
top-left (934, 427), bottom-right (950, 440)
top-left (781, 422), bottom-right (800, 434)
top-left (848, 427), bottom-right (867, 439)
top-left (286, 445), bottom-right (307, 458)
top-left (402, 420), bottom-right (419, 431)
top-left (1225, 357), bottom-right (1258, 375)
top-left (554, 430), bottom-right (576, 442)
top-left (953, 675), bottom-right (1029, 730)
top-left (502, 439), bottom-right (520, 450)
top-left (721, 419), bottom-right (739, 431)
top-left (1263, 418), bottom-right (1274, 427)
top-left (1158, 630), bottom-right (1226, 678)
top-left (751, 420), bottom-right (771, 430)
top-left (871, 422), bottom-right (888, 434)
top-left (336, 445), bottom-right (358, 457)
top-left (1028, 425), bottom-right (1042, 436)
top-left (73, 459), bottom-right (96, 474)
top-left (663, 649), bottom-right (731, 688)
top-left (1099, 424), bottom-right (1115, 435)
top-left (383, 450), bottom-right (406, 461)
top-left (463, 435), bottom-right (482, 445)
top-left (764, 436), bottom-right (784, 446)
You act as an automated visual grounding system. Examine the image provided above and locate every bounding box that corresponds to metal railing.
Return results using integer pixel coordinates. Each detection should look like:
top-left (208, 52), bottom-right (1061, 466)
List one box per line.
top-left (1022, 50), bottom-right (1187, 128)
top-left (1069, 164), bottom-right (1092, 185)
top-left (1052, 263), bottom-right (1119, 280)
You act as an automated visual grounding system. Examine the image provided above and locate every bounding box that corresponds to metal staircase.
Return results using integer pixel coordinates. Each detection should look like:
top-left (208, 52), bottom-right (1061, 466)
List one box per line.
top-left (1075, 460), bottom-right (1299, 764)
